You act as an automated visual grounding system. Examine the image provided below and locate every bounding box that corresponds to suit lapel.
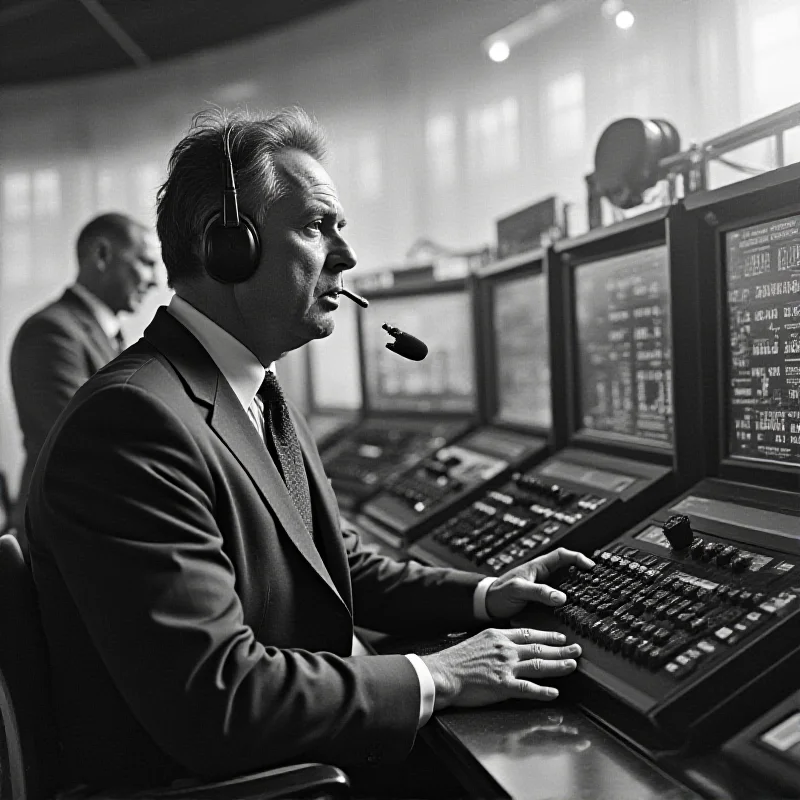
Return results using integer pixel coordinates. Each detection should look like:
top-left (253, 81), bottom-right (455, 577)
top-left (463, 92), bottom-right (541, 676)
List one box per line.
top-left (62, 289), bottom-right (117, 367)
top-left (144, 309), bottom-right (347, 611)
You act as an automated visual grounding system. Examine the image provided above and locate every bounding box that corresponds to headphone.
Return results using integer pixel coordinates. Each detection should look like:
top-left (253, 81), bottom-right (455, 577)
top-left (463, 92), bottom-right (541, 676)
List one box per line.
top-left (202, 128), bottom-right (262, 283)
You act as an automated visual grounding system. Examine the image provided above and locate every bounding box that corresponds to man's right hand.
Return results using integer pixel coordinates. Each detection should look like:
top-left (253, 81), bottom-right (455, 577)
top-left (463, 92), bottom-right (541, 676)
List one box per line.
top-left (420, 628), bottom-right (581, 710)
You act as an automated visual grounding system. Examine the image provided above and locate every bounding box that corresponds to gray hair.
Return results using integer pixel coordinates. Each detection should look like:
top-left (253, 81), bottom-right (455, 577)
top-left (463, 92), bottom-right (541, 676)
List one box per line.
top-left (156, 106), bottom-right (327, 287)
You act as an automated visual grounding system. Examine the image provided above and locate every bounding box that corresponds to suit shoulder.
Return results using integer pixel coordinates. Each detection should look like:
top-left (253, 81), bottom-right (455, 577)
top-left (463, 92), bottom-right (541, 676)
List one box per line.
top-left (75, 344), bottom-right (203, 419)
top-left (12, 295), bottom-right (90, 349)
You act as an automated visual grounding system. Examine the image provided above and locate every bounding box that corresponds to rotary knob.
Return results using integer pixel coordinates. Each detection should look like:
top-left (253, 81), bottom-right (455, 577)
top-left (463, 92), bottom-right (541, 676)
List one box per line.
top-left (662, 514), bottom-right (694, 550)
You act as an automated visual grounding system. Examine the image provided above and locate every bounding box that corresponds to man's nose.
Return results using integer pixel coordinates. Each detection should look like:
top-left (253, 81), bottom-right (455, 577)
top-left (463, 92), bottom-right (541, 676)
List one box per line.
top-left (330, 235), bottom-right (357, 272)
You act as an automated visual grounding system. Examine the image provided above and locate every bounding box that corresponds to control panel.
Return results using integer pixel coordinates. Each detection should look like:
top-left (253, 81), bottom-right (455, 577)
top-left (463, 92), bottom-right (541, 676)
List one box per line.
top-left (517, 479), bottom-right (800, 753)
top-left (723, 689), bottom-right (800, 796)
top-left (321, 417), bottom-right (472, 510)
top-left (408, 448), bottom-right (672, 573)
top-left (357, 428), bottom-right (547, 549)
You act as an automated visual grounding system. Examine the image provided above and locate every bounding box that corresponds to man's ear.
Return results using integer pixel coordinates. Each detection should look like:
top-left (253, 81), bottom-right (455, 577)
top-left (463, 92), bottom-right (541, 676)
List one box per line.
top-left (93, 237), bottom-right (112, 272)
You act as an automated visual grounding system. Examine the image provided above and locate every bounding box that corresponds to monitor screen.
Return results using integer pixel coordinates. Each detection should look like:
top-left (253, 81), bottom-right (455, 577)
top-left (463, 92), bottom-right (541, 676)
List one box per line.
top-left (362, 290), bottom-right (475, 413)
top-left (308, 300), bottom-right (361, 411)
top-left (725, 214), bottom-right (800, 467)
top-left (575, 245), bottom-right (674, 447)
top-left (492, 272), bottom-right (552, 429)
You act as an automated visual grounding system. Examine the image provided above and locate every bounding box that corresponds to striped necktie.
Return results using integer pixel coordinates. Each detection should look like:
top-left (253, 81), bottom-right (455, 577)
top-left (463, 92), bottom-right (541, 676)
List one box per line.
top-left (257, 371), bottom-right (314, 536)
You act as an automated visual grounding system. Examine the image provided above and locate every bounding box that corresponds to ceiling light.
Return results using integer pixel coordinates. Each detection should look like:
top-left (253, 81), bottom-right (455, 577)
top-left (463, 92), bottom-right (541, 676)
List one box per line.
top-left (488, 41), bottom-right (511, 63)
top-left (615, 9), bottom-right (635, 29)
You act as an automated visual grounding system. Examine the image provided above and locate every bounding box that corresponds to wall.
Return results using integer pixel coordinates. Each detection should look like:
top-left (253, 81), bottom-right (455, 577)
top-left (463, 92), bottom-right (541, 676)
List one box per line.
top-left (2, 0), bottom-right (799, 492)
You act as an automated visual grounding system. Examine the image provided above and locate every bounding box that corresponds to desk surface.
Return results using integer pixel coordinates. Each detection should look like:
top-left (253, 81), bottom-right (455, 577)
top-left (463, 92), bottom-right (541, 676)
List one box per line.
top-left (431, 704), bottom-right (700, 800)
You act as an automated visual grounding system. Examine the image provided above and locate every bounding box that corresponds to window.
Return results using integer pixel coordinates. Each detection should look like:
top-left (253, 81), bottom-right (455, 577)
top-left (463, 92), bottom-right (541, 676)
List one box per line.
top-left (96, 167), bottom-right (121, 211)
top-left (425, 112), bottom-right (458, 188)
top-left (544, 71), bottom-right (586, 158)
top-left (355, 132), bottom-right (382, 201)
top-left (738, 0), bottom-right (800, 118)
top-left (466, 96), bottom-right (520, 176)
top-left (2, 173), bottom-right (31, 222)
top-left (32, 169), bottom-right (61, 217)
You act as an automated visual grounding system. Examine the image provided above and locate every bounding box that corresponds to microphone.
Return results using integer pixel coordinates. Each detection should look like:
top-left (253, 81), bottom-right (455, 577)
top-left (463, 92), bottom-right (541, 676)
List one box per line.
top-left (382, 323), bottom-right (428, 361)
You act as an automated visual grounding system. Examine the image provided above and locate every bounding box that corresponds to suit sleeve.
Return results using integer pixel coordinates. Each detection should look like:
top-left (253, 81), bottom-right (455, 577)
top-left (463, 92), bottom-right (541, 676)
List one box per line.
top-left (10, 315), bottom-right (91, 452)
top-left (341, 517), bottom-right (485, 635)
top-left (37, 384), bottom-right (421, 779)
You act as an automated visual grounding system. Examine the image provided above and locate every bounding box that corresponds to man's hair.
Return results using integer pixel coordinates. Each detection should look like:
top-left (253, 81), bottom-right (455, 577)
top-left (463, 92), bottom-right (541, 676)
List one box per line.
top-left (76, 212), bottom-right (141, 265)
top-left (156, 106), bottom-right (327, 287)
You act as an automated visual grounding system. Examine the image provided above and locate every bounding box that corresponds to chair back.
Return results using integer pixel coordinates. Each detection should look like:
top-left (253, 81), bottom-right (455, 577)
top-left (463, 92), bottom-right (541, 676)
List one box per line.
top-left (0, 534), bottom-right (61, 800)
top-left (0, 474), bottom-right (11, 535)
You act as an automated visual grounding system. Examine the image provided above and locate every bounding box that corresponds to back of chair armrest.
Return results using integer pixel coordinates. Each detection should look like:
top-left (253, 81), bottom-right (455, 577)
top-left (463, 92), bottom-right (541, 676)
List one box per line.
top-left (0, 534), bottom-right (62, 799)
top-left (99, 764), bottom-right (350, 800)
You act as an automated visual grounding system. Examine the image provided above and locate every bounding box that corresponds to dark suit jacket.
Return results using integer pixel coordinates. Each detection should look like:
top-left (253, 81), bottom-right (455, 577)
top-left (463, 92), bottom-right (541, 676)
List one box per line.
top-left (27, 308), bottom-right (483, 789)
top-left (10, 287), bottom-right (118, 530)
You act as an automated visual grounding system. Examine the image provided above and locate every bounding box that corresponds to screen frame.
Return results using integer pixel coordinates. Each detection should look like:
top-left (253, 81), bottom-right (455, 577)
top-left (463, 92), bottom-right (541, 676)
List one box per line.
top-left (553, 205), bottom-right (705, 484)
top-left (686, 165), bottom-right (800, 492)
top-left (355, 275), bottom-right (481, 419)
top-left (476, 247), bottom-right (555, 439)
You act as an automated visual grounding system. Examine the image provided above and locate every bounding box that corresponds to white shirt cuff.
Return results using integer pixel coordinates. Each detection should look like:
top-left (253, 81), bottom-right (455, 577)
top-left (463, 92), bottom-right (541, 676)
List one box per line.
top-left (473, 576), bottom-right (498, 621)
top-left (404, 653), bottom-right (436, 728)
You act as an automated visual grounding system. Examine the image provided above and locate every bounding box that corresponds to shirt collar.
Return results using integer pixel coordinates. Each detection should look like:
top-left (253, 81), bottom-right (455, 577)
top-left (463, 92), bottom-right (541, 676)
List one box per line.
top-left (71, 283), bottom-right (120, 339)
top-left (167, 294), bottom-right (271, 412)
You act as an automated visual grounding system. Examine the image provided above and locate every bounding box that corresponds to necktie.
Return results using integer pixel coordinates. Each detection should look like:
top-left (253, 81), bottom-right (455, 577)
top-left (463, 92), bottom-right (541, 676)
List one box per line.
top-left (113, 330), bottom-right (125, 355)
top-left (257, 371), bottom-right (315, 536)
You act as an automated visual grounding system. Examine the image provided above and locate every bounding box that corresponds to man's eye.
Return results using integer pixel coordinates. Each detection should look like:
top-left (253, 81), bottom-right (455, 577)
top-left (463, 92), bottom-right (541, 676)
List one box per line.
top-left (306, 220), bottom-right (323, 232)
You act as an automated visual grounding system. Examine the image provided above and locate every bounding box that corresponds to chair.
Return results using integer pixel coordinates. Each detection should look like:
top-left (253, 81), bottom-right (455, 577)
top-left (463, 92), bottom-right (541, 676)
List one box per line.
top-left (0, 474), bottom-right (12, 535)
top-left (0, 535), bottom-right (349, 800)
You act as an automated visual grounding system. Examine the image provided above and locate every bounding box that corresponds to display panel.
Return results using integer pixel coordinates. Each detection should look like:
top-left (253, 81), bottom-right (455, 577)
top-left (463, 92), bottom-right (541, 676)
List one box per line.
top-left (308, 300), bottom-right (361, 411)
top-left (493, 272), bottom-right (552, 429)
top-left (725, 214), bottom-right (800, 467)
top-left (362, 291), bottom-right (475, 413)
top-left (575, 245), bottom-right (673, 447)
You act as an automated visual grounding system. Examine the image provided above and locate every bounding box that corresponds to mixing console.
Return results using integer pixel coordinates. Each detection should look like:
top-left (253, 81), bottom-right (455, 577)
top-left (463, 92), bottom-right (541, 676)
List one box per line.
top-left (359, 428), bottom-right (546, 547)
top-left (321, 418), bottom-right (471, 510)
top-left (409, 449), bottom-right (671, 572)
top-left (517, 481), bottom-right (800, 752)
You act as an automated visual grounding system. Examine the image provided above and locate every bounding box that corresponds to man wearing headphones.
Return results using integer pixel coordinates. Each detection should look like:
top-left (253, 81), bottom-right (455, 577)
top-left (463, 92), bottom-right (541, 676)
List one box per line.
top-left (26, 108), bottom-right (591, 794)
top-left (10, 212), bottom-right (158, 540)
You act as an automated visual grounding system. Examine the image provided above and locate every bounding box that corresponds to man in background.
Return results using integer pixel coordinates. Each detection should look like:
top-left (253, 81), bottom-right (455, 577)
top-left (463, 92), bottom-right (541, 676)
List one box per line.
top-left (9, 212), bottom-right (159, 538)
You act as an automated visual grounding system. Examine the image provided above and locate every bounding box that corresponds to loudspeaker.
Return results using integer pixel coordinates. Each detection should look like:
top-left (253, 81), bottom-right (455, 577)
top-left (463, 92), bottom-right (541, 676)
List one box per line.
top-left (202, 129), bottom-right (261, 283)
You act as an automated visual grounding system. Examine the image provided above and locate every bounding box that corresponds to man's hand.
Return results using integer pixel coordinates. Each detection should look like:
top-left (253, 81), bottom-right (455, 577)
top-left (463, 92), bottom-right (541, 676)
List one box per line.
top-left (420, 627), bottom-right (581, 710)
top-left (485, 547), bottom-right (594, 620)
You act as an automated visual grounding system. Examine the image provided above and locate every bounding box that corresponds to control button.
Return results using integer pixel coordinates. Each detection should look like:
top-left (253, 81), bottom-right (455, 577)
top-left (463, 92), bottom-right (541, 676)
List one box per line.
top-left (688, 617), bottom-right (710, 634)
top-left (662, 514), bottom-right (694, 550)
top-left (664, 657), bottom-right (697, 680)
top-left (726, 588), bottom-right (742, 604)
top-left (730, 554), bottom-right (752, 573)
top-left (635, 641), bottom-right (655, 665)
top-left (695, 638), bottom-right (719, 657)
top-left (647, 646), bottom-right (667, 670)
top-left (690, 538), bottom-right (705, 560)
top-left (622, 635), bottom-right (641, 658)
top-left (701, 542), bottom-right (721, 562)
top-left (738, 590), bottom-right (755, 608)
top-left (714, 626), bottom-right (739, 645)
top-left (653, 627), bottom-right (672, 644)
top-left (715, 545), bottom-right (737, 567)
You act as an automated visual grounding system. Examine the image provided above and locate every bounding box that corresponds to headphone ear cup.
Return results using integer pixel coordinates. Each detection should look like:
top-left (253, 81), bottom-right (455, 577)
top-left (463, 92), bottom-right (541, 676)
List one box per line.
top-left (202, 213), bottom-right (261, 284)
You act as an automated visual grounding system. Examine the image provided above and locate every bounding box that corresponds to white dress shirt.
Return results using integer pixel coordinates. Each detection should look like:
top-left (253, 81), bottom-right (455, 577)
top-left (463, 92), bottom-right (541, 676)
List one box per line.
top-left (71, 282), bottom-right (121, 340)
top-left (167, 293), bottom-right (497, 727)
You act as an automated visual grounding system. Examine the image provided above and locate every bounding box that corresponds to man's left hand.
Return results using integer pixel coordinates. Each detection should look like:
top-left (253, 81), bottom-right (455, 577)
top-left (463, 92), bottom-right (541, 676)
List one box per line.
top-left (485, 547), bottom-right (595, 620)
